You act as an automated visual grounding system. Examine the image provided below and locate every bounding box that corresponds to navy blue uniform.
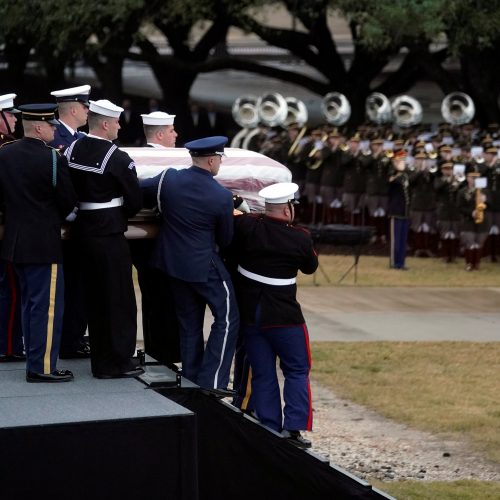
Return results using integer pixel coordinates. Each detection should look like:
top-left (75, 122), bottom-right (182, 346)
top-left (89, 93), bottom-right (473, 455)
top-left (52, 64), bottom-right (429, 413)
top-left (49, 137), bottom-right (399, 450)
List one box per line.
top-left (231, 214), bottom-right (318, 433)
top-left (49, 122), bottom-right (89, 357)
top-left (141, 166), bottom-right (239, 389)
top-left (65, 136), bottom-right (142, 376)
top-left (0, 137), bottom-right (77, 374)
top-left (388, 171), bottom-right (411, 269)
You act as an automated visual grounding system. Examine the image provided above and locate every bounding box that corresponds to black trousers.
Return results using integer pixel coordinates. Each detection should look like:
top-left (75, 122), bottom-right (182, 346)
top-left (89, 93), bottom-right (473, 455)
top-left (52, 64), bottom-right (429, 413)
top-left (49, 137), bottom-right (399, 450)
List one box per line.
top-left (80, 234), bottom-right (137, 376)
top-left (129, 239), bottom-right (180, 365)
top-left (60, 239), bottom-right (88, 354)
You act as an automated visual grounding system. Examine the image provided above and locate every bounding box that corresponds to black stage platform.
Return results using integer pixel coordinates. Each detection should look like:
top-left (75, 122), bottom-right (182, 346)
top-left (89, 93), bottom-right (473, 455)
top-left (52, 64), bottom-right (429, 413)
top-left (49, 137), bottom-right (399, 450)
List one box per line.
top-left (1, 360), bottom-right (394, 500)
top-left (0, 359), bottom-right (197, 500)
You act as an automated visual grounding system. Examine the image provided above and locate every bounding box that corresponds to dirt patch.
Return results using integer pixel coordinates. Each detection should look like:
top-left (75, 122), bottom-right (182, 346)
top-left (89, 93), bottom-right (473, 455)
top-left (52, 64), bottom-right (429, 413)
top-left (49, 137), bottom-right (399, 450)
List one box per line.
top-left (307, 382), bottom-right (500, 482)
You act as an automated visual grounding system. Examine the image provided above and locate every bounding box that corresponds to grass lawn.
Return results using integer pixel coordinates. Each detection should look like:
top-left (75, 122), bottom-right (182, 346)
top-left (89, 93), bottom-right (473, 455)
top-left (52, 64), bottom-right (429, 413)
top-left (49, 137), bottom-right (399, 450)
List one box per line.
top-left (371, 479), bottom-right (500, 499)
top-left (298, 255), bottom-right (500, 287)
top-left (310, 342), bottom-right (500, 463)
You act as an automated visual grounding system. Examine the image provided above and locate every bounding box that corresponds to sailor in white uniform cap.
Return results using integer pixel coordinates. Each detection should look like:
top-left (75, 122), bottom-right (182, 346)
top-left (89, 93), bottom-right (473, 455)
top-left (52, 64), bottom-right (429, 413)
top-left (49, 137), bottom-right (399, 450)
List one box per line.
top-left (141, 111), bottom-right (177, 149)
top-left (231, 181), bottom-right (318, 448)
top-left (49, 85), bottom-right (91, 151)
top-left (0, 93), bottom-right (20, 144)
top-left (64, 97), bottom-right (143, 378)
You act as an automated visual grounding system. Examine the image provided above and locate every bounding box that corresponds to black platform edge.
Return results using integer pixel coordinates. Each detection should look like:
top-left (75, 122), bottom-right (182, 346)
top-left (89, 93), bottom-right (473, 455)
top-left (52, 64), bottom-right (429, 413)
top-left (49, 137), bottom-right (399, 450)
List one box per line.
top-left (137, 365), bottom-right (396, 500)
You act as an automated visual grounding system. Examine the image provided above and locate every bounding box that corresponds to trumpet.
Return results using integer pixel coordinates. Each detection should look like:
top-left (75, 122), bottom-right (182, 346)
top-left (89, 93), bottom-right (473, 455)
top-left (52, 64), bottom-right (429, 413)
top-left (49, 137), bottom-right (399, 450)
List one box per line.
top-left (307, 133), bottom-right (329, 170)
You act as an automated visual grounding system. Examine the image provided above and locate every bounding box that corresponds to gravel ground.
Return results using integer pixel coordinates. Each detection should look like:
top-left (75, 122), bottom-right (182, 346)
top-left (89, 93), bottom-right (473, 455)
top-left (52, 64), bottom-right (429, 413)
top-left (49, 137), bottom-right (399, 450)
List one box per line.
top-left (306, 381), bottom-right (500, 483)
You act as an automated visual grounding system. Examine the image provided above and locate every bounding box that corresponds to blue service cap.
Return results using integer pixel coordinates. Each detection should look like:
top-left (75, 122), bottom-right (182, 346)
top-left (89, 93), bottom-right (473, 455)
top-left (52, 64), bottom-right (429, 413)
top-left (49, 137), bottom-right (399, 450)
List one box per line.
top-left (18, 104), bottom-right (59, 125)
top-left (185, 136), bottom-right (228, 157)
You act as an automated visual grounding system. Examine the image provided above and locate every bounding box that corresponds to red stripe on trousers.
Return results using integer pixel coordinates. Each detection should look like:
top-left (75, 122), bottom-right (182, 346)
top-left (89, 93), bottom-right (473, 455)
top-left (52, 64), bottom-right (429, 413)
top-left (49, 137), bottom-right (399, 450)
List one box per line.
top-left (302, 323), bottom-right (313, 431)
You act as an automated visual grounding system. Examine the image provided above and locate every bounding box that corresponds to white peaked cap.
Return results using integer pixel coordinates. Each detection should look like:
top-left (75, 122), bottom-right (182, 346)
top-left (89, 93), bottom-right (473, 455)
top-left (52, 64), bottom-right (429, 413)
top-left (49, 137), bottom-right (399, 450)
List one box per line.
top-left (0, 93), bottom-right (17, 111)
top-left (89, 99), bottom-right (123, 118)
top-left (50, 85), bottom-right (91, 99)
top-left (141, 111), bottom-right (176, 126)
top-left (259, 182), bottom-right (299, 204)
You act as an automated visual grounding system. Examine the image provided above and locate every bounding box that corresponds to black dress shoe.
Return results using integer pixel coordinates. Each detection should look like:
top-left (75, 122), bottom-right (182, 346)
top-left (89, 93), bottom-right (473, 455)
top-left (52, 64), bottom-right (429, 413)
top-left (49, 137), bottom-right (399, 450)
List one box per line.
top-left (59, 343), bottom-right (91, 359)
top-left (0, 353), bottom-right (26, 362)
top-left (93, 367), bottom-right (145, 379)
top-left (282, 430), bottom-right (312, 449)
top-left (26, 370), bottom-right (74, 383)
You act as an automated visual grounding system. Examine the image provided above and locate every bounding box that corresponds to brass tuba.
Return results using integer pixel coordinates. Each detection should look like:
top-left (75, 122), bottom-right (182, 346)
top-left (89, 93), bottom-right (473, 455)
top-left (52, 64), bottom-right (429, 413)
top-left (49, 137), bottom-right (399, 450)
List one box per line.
top-left (284, 97), bottom-right (308, 127)
top-left (231, 95), bottom-right (259, 148)
top-left (365, 92), bottom-right (392, 124)
top-left (321, 92), bottom-right (351, 126)
top-left (441, 92), bottom-right (475, 125)
top-left (391, 95), bottom-right (423, 128)
top-left (256, 92), bottom-right (288, 127)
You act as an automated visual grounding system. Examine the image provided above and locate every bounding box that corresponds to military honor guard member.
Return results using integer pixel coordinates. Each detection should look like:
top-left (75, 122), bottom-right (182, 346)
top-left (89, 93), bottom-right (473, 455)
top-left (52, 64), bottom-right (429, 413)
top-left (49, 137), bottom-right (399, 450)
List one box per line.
top-left (65, 99), bottom-right (143, 378)
top-left (142, 111), bottom-right (178, 148)
top-left (388, 150), bottom-right (411, 270)
top-left (131, 110), bottom-right (181, 365)
top-left (49, 84), bottom-right (91, 150)
top-left (0, 104), bottom-right (77, 381)
top-left (141, 136), bottom-right (239, 390)
top-left (49, 84), bottom-right (92, 359)
top-left (231, 182), bottom-right (318, 448)
top-left (0, 94), bottom-right (24, 362)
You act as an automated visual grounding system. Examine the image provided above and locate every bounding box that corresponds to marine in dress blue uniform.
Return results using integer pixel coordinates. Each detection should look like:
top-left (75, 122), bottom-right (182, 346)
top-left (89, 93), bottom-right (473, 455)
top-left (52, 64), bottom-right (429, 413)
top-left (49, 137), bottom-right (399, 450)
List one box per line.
top-left (49, 85), bottom-right (92, 359)
top-left (0, 94), bottom-right (24, 362)
top-left (65, 99), bottom-right (143, 378)
top-left (231, 183), bottom-right (318, 448)
top-left (141, 136), bottom-right (239, 389)
top-left (388, 150), bottom-right (411, 270)
top-left (0, 104), bottom-right (77, 382)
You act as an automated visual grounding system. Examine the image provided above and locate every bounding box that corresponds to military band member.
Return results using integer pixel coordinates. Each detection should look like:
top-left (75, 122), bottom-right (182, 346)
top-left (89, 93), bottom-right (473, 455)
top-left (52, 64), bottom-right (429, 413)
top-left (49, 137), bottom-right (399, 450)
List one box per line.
top-left (318, 129), bottom-right (346, 224)
top-left (365, 137), bottom-right (390, 242)
top-left (388, 150), bottom-right (411, 270)
top-left (142, 111), bottom-right (178, 148)
top-left (232, 182), bottom-right (317, 448)
top-left (49, 85), bottom-right (92, 360)
top-left (433, 162), bottom-right (463, 262)
top-left (0, 104), bottom-right (77, 381)
top-left (303, 129), bottom-right (326, 224)
top-left (141, 136), bottom-right (239, 390)
top-left (285, 123), bottom-right (310, 203)
top-left (483, 146), bottom-right (500, 261)
top-left (457, 171), bottom-right (488, 271)
top-left (409, 152), bottom-right (437, 257)
top-left (342, 135), bottom-right (372, 226)
top-left (0, 94), bottom-right (23, 362)
top-left (65, 99), bottom-right (143, 378)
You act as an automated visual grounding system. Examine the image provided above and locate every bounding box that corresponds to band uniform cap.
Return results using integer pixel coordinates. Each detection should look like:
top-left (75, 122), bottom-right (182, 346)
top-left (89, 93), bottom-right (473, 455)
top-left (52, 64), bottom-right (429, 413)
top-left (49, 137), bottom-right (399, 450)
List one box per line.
top-left (393, 139), bottom-right (405, 148)
top-left (50, 85), bottom-right (91, 105)
top-left (89, 99), bottom-right (123, 118)
top-left (414, 151), bottom-right (427, 160)
top-left (441, 162), bottom-right (454, 169)
top-left (0, 93), bottom-right (20, 113)
top-left (185, 136), bottom-right (228, 157)
top-left (393, 149), bottom-right (407, 160)
top-left (141, 111), bottom-right (176, 126)
top-left (371, 137), bottom-right (384, 145)
top-left (439, 144), bottom-right (452, 153)
top-left (18, 103), bottom-right (59, 125)
top-left (485, 146), bottom-right (498, 154)
top-left (466, 171), bottom-right (480, 177)
top-left (259, 182), bottom-right (299, 204)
